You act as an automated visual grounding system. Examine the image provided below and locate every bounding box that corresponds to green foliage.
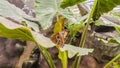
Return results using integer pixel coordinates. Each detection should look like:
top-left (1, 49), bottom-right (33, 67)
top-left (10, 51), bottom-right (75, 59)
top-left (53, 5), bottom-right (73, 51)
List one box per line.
top-left (71, 0), bottom-right (120, 67)
top-left (57, 44), bottom-right (93, 68)
top-left (115, 26), bottom-right (120, 36)
top-left (112, 62), bottom-right (120, 68)
top-left (1, 0), bottom-right (120, 68)
top-left (0, 16), bottom-right (55, 48)
top-left (60, 44), bottom-right (93, 58)
top-left (93, 0), bottom-right (120, 20)
top-left (60, 0), bottom-right (85, 9)
top-left (35, 0), bottom-right (77, 29)
top-left (0, 0), bottom-right (33, 22)
top-left (108, 37), bottom-right (120, 44)
top-left (104, 54), bottom-right (120, 68)
top-left (0, 0), bottom-right (39, 32)
top-left (67, 21), bottom-right (84, 37)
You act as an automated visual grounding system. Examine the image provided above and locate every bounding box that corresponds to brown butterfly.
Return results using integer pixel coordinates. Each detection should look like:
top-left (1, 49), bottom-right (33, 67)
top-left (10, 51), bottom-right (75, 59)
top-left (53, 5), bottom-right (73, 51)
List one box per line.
top-left (51, 30), bottom-right (68, 47)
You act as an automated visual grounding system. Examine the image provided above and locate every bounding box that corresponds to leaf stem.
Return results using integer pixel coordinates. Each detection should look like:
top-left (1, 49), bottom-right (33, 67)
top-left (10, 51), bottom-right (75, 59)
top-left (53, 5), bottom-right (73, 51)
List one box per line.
top-left (72, 0), bottom-right (98, 68)
top-left (58, 49), bottom-right (68, 68)
top-left (104, 54), bottom-right (120, 68)
top-left (79, 0), bottom-right (97, 47)
top-left (36, 43), bottom-right (56, 68)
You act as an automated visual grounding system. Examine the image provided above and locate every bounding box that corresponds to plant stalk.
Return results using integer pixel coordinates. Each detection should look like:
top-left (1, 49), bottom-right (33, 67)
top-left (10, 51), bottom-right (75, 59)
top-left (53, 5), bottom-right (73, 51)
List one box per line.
top-left (104, 54), bottom-right (120, 68)
top-left (36, 43), bottom-right (56, 68)
top-left (72, 0), bottom-right (98, 68)
top-left (59, 50), bottom-right (68, 68)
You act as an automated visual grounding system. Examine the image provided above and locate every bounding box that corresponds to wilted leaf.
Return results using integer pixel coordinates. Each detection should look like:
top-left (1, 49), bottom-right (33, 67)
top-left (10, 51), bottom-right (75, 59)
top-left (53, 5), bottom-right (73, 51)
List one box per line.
top-left (0, 0), bottom-right (39, 32)
top-left (35, 0), bottom-right (77, 29)
top-left (60, 44), bottom-right (93, 58)
top-left (0, 16), bottom-right (55, 48)
top-left (60, 0), bottom-right (85, 9)
top-left (93, 0), bottom-right (120, 20)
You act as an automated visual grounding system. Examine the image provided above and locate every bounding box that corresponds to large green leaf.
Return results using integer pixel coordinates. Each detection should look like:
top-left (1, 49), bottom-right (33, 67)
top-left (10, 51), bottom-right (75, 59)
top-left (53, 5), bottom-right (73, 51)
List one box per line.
top-left (0, 0), bottom-right (39, 32)
top-left (0, 16), bottom-right (55, 48)
top-left (60, 0), bottom-right (86, 9)
top-left (93, 0), bottom-right (120, 20)
top-left (60, 44), bottom-right (93, 58)
top-left (0, 0), bottom-right (35, 22)
top-left (35, 0), bottom-right (77, 29)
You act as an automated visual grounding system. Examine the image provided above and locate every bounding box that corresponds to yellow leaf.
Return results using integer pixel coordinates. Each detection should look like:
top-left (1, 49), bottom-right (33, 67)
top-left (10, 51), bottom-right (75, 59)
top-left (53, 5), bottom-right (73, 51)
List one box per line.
top-left (54, 16), bottom-right (64, 34)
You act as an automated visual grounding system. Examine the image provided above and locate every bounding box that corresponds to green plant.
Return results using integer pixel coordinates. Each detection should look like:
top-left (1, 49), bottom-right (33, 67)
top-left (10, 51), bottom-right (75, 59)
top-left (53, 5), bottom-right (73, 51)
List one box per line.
top-left (60, 0), bottom-right (120, 68)
top-left (0, 0), bottom-right (93, 68)
top-left (104, 54), bottom-right (120, 68)
top-left (0, 0), bottom-right (120, 68)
